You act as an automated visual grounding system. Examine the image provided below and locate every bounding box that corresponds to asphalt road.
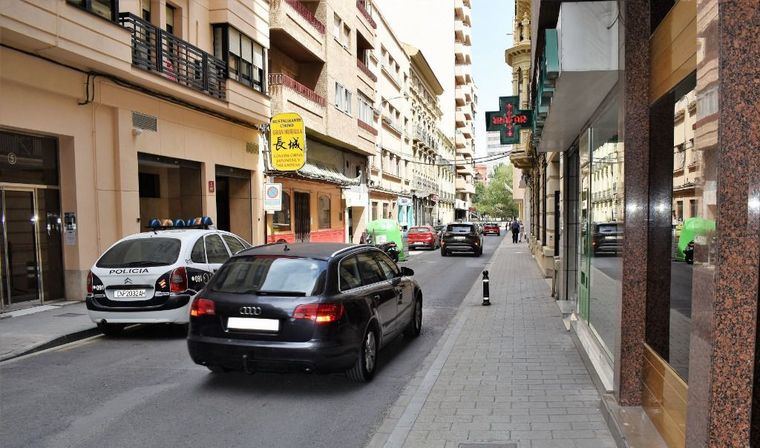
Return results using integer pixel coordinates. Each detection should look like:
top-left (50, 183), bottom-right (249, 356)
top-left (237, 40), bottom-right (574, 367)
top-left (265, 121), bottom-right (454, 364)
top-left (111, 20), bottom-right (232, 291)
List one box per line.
top-left (0, 235), bottom-right (503, 448)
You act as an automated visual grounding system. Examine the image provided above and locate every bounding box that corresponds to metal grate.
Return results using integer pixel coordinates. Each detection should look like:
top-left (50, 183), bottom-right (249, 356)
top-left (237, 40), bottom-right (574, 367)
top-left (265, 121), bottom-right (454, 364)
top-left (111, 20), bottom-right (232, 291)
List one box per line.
top-left (132, 112), bottom-right (158, 132)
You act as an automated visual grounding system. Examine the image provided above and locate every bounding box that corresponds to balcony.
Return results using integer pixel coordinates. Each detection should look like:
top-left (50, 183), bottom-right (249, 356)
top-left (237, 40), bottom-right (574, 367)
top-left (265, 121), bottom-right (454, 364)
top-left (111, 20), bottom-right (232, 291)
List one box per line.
top-left (461, 106), bottom-right (472, 120)
top-left (119, 13), bottom-right (226, 100)
top-left (455, 132), bottom-right (466, 149)
top-left (455, 85), bottom-right (466, 105)
top-left (456, 177), bottom-right (475, 194)
top-left (270, 0), bottom-right (326, 62)
top-left (356, 0), bottom-right (377, 31)
top-left (455, 43), bottom-right (467, 64)
top-left (357, 59), bottom-right (377, 91)
top-left (269, 73), bottom-right (326, 132)
top-left (358, 118), bottom-right (378, 136)
top-left (455, 21), bottom-right (465, 42)
top-left (455, 110), bottom-right (466, 126)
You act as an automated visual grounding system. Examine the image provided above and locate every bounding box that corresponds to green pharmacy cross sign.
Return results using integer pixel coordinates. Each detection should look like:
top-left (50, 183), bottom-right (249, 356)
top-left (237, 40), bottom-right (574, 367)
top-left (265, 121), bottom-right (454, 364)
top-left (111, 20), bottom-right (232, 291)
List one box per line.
top-left (485, 96), bottom-right (532, 145)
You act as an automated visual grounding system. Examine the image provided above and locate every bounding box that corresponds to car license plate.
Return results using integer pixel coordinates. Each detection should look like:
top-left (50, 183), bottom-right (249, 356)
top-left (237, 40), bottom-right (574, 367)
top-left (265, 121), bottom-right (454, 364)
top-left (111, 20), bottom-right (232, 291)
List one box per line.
top-left (113, 289), bottom-right (146, 299)
top-left (454, 236), bottom-right (466, 241)
top-left (606, 236), bottom-right (621, 240)
top-left (227, 317), bottom-right (279, 332)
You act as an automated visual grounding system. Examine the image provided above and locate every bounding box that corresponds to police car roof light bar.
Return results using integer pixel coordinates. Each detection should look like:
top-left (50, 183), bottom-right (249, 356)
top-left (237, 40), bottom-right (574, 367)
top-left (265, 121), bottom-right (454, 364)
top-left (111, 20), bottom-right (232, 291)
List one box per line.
top-left (146, 216), bottom-right (215, 231)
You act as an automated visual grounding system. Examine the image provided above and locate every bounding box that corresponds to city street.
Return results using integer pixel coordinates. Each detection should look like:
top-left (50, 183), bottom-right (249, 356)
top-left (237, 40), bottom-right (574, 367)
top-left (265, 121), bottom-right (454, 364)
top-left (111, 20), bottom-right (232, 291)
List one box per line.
top-left (0, 235), bottom-right (503, 448)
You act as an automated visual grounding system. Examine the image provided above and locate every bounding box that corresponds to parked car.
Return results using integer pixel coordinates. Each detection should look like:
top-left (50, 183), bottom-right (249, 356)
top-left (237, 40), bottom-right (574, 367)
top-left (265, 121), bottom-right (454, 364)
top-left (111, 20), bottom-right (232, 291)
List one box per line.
top-left (187, 243), bottom-right (423, 382)
top-left (85, 217), bottom-right (251, 336)
top-left (482, 223), bottom-right (501, 236)
top-left (441, 223), bottom-right (483, 257)
top-left (591, 222), bottom-right (623, 256)
top-left (407, 226), bottom-right (440, 249)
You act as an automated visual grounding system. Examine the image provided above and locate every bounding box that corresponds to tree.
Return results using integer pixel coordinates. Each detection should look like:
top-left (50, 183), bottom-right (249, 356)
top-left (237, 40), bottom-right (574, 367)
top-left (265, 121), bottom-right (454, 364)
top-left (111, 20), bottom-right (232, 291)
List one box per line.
top-left (472, 163), bottom-right (519, 220)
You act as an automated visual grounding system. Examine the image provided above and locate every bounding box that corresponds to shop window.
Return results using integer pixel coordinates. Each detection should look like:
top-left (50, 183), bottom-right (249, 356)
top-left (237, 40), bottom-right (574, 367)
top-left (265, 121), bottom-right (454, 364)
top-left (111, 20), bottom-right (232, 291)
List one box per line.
top-left (213, 25), bottom-right (267, 92)
top-left (273, 191), bottom-right (291, 228)
top-left (138, 173), bottom-right (161, 198)
top-left (318, 195), bottom-right (331, 229)
top-left (66, 0), bottom-right (119, 21)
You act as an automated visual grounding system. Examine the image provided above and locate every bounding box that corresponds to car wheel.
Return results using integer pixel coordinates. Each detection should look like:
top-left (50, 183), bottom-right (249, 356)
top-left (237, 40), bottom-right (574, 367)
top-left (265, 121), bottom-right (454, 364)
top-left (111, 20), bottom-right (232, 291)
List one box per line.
top-left (207, 365), bottom-right (231, 374)
top-left (475, 248), bottom-right (483, 257)
top-left (97, 322), bottom-right (126, 337)
top-left (404, 296), bottom-right (423, 338)
top-left (441, 249), bottom-right (448, 257)
top-left (346, 326), bottom-right (378, 383)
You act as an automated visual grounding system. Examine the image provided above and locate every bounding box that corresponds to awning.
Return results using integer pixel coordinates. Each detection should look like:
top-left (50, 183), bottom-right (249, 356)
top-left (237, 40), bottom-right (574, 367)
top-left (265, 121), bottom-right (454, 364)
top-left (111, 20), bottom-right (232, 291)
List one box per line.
top-left (270, 162), bottom-right (361, 186)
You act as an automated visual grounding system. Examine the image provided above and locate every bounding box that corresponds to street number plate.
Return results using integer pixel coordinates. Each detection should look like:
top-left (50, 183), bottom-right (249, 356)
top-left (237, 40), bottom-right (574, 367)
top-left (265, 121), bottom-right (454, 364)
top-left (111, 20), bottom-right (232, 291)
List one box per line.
top-left (114, 289), bottom-right (146, 299)
top-left (228, 317), bottom-right (279, 332)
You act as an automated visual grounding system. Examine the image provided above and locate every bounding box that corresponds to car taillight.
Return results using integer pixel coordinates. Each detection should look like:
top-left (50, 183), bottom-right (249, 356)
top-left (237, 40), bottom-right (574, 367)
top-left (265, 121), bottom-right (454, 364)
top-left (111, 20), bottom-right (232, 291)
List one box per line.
top-left (86, 271), bottom-right (93, 294)
top-left (190, 297), bottom-right (216, 317)
top-left (170, 266), bottom-right (188, 293)
top-left (292, 303), bottom-right (345, 324)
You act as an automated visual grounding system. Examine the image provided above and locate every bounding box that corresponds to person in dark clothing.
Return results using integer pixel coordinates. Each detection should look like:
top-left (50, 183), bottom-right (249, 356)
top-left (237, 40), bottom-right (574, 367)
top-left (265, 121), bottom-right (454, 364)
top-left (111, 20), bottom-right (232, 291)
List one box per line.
top-left (511, 220), bottom-right (520, 243)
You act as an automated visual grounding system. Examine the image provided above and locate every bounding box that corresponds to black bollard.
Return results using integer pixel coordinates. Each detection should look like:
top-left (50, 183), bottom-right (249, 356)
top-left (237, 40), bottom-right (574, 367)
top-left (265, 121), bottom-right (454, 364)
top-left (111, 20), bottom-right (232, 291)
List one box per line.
top-left (482, 270), bottom-right (490, 306)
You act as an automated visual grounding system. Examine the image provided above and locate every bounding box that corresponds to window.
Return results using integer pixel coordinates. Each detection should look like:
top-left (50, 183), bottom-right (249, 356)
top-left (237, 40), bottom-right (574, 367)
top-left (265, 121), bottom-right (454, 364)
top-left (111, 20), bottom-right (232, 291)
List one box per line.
top-left (382, 203), bottom-right (389, 219)
top-left (213, 25), bottom-right (267, 92)
top-left (689, 199), bottom-right (698, 218)
top-left (371, 202), bottom-right (379, 220)
top-left (373, 252), bottom-right (399, 280)
top-left (67, 0), bottom-right (118, 21)
top-left (222, 234), bottom-right (245, 254)
top-left (334, 83), bottom-right (352, 115)
top-left (358, 94), bottom-right (373, 124)
top-left (273, 191), bottom-right (291, 228)
top-left (339, 256), bottom-right (362, 291)
top-left (676, 201), bottom-right (684, 222)
top-left (333, 14), bottom-right (350, 48)
top-left (205, 234), bottom-right (230, 264)
top-left (318, 195), bottom-right (331, 229)
top-left (96, 238), bottom-right (181, 268)
top-left (165, 4), bottom-right (176, 35)
top-left (140, 0), bottom-right (151, 21)
top-left (210, 256), bottom-right (326, 296)
top-left (191, 239), bottom-right (207, 263)
top-left (356, 253), bottom-right (385, 286)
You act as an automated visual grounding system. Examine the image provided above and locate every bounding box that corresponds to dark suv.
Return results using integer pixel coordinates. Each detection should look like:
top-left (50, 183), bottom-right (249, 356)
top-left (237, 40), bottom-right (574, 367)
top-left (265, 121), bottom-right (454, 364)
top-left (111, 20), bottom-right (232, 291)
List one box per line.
top-left (187, 243), bottom-right (422, 382)
top-left (441, 223), bottom-right (483, 257)
top-left (591, 222), bottom-right (623, 256)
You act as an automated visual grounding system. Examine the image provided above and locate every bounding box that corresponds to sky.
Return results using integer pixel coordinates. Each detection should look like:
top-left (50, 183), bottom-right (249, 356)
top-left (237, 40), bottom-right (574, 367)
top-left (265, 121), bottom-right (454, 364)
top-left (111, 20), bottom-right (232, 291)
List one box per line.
top-left (471, 0), bottom-right (515, 158)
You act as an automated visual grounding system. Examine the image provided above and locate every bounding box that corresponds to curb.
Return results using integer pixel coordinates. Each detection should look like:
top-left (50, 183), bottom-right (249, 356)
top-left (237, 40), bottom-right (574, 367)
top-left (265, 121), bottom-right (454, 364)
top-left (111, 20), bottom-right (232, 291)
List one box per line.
top-left (0, 327), bottom-right (100, 363)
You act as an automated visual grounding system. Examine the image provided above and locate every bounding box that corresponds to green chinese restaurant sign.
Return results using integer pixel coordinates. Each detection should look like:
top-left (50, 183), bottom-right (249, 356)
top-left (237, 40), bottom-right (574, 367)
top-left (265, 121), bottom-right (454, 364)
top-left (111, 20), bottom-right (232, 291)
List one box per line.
top-left (485, 96), bottom-right (532, 145)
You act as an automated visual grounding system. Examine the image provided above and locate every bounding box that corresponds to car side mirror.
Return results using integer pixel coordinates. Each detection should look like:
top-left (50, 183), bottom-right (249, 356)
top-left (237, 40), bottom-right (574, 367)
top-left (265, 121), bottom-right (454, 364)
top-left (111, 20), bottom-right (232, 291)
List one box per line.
top-left (400, 267), bottom-right (414, 277)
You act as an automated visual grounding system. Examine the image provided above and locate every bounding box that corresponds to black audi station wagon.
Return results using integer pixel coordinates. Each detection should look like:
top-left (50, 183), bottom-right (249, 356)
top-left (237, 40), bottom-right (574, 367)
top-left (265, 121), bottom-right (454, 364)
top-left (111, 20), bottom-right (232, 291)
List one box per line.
top-left (187, 243), bottom-right (422, 382)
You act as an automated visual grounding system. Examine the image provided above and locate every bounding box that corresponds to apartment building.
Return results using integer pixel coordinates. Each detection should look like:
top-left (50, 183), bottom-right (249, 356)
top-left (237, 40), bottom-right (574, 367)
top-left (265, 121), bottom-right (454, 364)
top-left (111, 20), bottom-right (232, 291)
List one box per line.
top-left (517, 0), bottom-right (758, 446)
top-left (0, 0), bottom-right (270, 308)
top-left (405, 44), bottom-right (444, 227)
top-left (266, 0), bottom-right (377, 244)
top-left (436, 134), bottom-right (456, 225)
top-left (453, 0), bottom-right (476, 219)
top-left (368, 8), bottom-right (412, 229)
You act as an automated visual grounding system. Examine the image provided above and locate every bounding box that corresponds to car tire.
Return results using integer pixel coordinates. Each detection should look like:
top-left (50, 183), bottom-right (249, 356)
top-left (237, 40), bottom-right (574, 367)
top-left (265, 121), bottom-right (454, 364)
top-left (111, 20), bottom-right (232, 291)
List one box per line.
top-left (404, 296), bottom-right (423, 339)
top-left (475, 248), bottom-right (483, 257)
top-left (207, 365), bottom-right (230, 374)
top-left (346, 326), bottom-right (378, 383)
top-left (97, 322), bottom-right (126, 337)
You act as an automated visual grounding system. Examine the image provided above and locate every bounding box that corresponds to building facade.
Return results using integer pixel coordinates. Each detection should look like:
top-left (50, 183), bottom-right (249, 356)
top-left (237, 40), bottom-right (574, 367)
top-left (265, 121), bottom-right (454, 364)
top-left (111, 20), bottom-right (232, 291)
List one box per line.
top-left (453, 0), bottom-right (476, 219)
top-left (266, 0), bottom-right (378, 244)
top-left (515, 0), bottom-right (759, 446)
top-left (0, 0), bottom-right (270, 308)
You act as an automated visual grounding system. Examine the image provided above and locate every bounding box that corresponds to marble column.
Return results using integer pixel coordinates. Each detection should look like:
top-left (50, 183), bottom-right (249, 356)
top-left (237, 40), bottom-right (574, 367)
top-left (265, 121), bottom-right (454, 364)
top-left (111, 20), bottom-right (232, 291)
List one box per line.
top-left (685, 0), bottom-right (760, 446)
top-left (615, 0), bottom-right (649, 406)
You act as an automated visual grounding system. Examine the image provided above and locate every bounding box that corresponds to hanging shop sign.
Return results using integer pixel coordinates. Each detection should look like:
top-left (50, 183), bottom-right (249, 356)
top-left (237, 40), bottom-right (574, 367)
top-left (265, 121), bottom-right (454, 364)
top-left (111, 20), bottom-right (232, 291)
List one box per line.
top-left (264, 183), bottom-right (282, 213)
top-left (485, 96), bottom-right (533, 145)
top-left (270, 113), bottom-right (306, 171)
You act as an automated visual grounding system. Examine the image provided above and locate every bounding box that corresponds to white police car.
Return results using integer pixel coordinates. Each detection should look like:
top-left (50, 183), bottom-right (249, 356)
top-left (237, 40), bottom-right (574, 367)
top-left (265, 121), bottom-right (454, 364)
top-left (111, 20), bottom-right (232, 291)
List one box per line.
top-left (86, 217), bottom-right (251, 336)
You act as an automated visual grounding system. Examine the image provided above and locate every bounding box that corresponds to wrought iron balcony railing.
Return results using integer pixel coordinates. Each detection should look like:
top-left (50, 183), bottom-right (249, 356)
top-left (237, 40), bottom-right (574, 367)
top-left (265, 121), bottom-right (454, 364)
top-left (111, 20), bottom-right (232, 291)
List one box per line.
top-left (119, 13), bottom-right (227, 100)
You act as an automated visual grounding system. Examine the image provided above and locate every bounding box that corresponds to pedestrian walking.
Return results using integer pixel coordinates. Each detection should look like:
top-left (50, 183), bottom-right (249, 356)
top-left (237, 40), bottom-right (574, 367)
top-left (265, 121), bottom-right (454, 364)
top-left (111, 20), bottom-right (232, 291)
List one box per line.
top-left (510, 219), bottom-right (520, 244)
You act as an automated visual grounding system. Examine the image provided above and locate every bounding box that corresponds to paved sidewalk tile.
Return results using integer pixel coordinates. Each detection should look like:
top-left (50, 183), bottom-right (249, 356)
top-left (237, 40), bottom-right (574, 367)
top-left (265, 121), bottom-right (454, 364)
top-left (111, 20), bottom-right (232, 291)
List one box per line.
top-left (368, 239), bottom-right (617, 448)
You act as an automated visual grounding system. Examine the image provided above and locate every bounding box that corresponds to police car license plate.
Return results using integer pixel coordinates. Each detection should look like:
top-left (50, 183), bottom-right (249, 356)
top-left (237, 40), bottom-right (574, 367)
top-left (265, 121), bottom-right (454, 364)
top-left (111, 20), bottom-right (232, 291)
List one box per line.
top-left (114, 289), bottom-right (146, 299)
top-left (227, 317), bottom-right (279, 332)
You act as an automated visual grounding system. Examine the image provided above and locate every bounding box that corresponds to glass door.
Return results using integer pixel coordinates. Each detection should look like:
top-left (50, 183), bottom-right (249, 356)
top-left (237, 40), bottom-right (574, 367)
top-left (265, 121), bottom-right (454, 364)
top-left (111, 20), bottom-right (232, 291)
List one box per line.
top-left (1, 189), bottom-right (41, 307)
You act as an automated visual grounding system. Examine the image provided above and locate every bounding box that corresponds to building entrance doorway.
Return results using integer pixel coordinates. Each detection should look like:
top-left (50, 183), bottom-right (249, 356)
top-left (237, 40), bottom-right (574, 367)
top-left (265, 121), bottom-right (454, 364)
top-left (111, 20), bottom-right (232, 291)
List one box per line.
top-left (215, 165), bottom-right (252, 242)
top-left (294, 192), bottom-right (310, 242)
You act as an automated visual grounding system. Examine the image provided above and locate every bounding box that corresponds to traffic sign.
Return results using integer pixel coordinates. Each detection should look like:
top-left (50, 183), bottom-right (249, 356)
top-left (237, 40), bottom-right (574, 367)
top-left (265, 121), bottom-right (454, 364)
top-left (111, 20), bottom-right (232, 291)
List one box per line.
top-left (264, 183), bottom-right (282, 213)
top-left (270, 113), bottom-right (306, 171)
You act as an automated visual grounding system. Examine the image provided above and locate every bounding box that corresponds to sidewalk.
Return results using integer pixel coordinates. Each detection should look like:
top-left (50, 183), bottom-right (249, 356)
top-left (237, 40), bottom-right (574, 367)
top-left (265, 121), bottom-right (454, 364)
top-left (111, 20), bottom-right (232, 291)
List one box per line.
top-left (368, 238), bottom-right (617, 448)
top-left (0, 302), bottom-right (97, 362)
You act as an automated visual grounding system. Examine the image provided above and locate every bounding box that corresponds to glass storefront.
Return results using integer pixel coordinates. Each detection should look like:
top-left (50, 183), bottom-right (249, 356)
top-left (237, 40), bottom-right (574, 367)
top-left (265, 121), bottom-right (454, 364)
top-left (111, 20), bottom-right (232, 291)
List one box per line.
top-left (577, 93), bottom-right (624, 361)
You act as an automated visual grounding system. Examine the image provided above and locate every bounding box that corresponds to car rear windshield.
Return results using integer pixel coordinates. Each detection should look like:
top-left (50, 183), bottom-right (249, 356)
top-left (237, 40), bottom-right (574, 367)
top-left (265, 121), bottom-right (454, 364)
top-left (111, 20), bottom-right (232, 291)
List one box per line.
top-left (408, 227), bottom-right (430, 233)
top-left (208, 256), bottom-right (327, 296)
top-left (96, 238), bottom-right (181, 268)
top-left (447, 225), bottom-right (474, 233)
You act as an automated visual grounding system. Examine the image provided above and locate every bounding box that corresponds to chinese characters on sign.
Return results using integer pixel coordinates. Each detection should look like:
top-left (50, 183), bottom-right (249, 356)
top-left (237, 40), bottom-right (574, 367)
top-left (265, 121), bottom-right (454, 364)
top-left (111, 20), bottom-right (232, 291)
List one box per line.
top-left (485, 96), bottom-right (532, 145)
top-left (269, 113), bottom-right (306, 171)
